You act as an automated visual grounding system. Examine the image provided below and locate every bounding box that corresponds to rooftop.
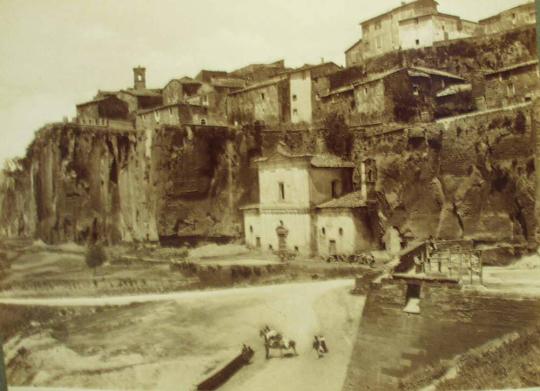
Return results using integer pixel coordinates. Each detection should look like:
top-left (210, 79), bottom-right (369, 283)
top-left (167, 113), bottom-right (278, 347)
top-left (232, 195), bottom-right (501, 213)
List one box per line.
top-left (228, 76), bottom-right (287, 95)
top-left (484, 59), bottom-right (539, 76)
top-left (317, 191), bottom-right (367, 209)
top-left (136, 102), bottom-right (205, 115)
top-left (345, 38), bottom-right (363, 53)
top-left (279, 62), bottom-right (340, 76)
top-left (436, 83), bottom-right (472, 97)
top-left (76, 96), bottom-right (115, 107)
top-left (121, 88), bottom-right (162, 97)
top-left (360, 0), bottom-right (439, 26)
top-left (479, 1), bottom-right (535, 24)
top-left (255, 145), bottom-right (355, 169)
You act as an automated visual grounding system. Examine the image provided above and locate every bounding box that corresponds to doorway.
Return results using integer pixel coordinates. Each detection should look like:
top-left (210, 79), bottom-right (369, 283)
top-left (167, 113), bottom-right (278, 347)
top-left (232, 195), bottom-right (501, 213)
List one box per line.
top-left (329, 240), bottom-right (337, 256)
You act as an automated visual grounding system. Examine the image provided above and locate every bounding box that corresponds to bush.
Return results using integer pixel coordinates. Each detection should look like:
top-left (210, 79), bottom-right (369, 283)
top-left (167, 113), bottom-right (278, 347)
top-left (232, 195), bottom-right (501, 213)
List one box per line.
top-left (322, 112), bottom-right (353, 158)
top-left (85, 245), bottom-right (107, 275)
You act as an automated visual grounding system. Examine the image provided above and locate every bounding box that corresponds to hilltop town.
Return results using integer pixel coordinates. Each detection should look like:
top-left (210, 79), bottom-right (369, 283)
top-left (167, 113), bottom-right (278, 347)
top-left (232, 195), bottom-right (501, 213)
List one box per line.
top-left (1, 1), bottom-right (540, 391)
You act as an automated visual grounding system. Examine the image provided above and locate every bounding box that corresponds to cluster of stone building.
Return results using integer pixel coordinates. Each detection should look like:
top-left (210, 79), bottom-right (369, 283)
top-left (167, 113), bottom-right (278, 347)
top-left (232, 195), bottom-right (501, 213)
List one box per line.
top-left (345, 0), bottom-right (536, 67)
top-left (72, 0), bottom-right (537, 258)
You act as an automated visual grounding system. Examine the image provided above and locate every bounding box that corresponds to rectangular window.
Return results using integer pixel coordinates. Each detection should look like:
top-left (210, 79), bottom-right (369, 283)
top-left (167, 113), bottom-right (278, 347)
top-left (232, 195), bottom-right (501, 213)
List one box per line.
top-left (292, 94), bottom-right (297, 101)
top-left (279, 182), bottom-right (285, 201)
top-left (415, 39), bottom-right (420, 46)
top-left (293, 108), bottom-right (298, 115)
top-left (261, 93), bottom-right (265, 100)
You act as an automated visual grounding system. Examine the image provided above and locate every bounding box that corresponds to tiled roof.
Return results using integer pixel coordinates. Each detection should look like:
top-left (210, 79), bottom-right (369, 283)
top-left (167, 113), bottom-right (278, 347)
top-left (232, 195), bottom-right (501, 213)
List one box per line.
top-left (310, 154), bottom-right (356, 168)
top-left (76, 97), bottom-right (111, 107)
top-left (228, 76), bottom-right (287, 95)
top-left (280, 62), bottom-right (340, 76)
top-left (211, 78), bottom-right (246, 88)
top-left (121, 88), bottom-right (162, 97)
top-left (360, 0), bottom-right (439, 25)
top-left (436, 83), bottom-right (472, 97)
top-left (410, 66), bottom-right (464, 81)
top-left (177, 76), bottom-right (202, 84)
top-left (484, 60), bottom-right (539, 76)
top-left (321, 84), bottom-right (355, 98)
top-left (345, 38), bottom-right (363, 53)
top-left (317, 191), bottom-right (367, 209)
top-left (353, 68), bottom-right (403, 86)
top-left (255, 146), bottom-right (355, 168)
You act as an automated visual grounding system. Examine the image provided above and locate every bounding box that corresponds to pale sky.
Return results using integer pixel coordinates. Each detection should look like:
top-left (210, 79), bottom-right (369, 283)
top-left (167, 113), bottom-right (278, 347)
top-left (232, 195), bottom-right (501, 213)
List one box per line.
top-left (0, 0), bottom-right (531, 164)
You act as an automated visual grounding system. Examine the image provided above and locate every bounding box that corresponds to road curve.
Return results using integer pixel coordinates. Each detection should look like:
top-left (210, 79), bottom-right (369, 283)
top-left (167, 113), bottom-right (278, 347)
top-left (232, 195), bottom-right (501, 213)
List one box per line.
top-left (0, 279), bottom-right (354, 307)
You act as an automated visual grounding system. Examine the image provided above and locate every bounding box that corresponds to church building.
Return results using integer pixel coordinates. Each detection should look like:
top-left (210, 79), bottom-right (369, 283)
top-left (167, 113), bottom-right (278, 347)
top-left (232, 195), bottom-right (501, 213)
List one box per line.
top-left (241, 146), bottom-right (379, 257)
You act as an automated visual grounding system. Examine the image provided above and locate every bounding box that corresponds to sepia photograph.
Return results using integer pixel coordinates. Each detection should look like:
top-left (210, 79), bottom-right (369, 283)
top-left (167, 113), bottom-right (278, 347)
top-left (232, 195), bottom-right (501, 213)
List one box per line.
top-left (0, 0), bottom-right (539, 390)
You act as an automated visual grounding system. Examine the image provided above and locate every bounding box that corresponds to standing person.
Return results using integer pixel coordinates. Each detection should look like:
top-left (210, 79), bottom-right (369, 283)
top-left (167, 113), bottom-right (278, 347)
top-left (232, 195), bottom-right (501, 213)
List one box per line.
top-left (318, 335), bottom-right (328, 353)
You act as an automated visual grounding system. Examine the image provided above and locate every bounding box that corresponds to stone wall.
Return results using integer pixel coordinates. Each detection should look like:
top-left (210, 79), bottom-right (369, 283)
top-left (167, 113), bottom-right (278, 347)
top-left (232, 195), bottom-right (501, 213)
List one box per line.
top-left (342, 277), bottom-right (540, 390)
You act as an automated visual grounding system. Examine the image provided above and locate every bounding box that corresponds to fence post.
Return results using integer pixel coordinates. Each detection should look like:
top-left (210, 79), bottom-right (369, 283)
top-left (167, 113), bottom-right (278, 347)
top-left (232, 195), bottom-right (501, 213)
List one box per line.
top-left (0, 335), bottom-right (7, 391)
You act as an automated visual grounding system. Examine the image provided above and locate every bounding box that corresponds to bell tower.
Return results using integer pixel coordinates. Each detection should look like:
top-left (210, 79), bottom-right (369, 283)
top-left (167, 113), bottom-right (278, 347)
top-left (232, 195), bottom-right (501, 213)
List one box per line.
top-left (133, 66), bottom-right (146, 90)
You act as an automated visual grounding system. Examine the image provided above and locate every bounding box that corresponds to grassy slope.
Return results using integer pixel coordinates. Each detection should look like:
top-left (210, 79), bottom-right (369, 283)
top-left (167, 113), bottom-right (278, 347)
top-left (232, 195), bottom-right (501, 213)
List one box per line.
top-left (399, 326), bottom-right (540, 391)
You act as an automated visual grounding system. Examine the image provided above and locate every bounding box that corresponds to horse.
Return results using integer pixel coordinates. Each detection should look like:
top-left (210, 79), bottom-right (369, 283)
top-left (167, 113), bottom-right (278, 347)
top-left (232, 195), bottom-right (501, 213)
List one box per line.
top-left (259, 326), bottom-right (298, 359)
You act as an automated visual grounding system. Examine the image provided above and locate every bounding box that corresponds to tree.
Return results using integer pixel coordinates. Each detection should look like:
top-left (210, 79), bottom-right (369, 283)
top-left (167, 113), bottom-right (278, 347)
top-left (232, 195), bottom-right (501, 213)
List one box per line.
top-left (322, 112), bottom-right (353, 158)
top-left (85, 244), bottom-right (107, 276)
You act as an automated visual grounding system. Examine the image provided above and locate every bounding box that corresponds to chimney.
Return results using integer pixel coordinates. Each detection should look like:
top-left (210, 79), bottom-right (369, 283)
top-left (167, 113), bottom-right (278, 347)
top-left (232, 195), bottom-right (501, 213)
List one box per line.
top-left (133, 66), bottom-right (146, 90)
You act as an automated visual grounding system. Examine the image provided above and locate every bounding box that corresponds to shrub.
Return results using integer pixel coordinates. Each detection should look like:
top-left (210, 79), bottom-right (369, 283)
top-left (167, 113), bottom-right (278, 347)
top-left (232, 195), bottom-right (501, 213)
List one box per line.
top-left (322, 112), bottom-right (353, 158)
top-left (85, 245), bottom-right (107, 276)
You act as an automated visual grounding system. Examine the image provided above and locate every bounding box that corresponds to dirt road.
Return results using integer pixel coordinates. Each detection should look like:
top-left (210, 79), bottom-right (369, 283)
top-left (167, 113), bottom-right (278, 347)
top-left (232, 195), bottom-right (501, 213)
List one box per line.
top-left (5, 279), bottom-right (364, 391)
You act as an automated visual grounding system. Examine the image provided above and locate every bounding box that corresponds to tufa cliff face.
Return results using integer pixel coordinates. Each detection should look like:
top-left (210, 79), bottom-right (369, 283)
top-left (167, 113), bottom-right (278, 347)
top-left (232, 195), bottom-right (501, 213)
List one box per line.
top-left (0, 123), bottom-right (259, 245)
top-left (1, 124), bottom-right (158, 244)
top-left (355, 106), bottom-right (535, 246)
top-left (149, 125), bottom-right (257, 243)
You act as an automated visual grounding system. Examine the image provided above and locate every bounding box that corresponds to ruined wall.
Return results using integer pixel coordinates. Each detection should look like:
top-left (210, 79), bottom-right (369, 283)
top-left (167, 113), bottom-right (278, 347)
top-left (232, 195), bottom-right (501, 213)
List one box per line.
top-left (342, 277), bottom-right (540, 390)
top-left (355, 104), bottom-right (535, 245)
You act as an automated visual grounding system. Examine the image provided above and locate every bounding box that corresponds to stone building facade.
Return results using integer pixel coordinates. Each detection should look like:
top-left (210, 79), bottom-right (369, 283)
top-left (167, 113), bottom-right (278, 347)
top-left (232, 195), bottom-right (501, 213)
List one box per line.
top-left (135, 103), bottom-right (210, 131)
top-left (226, 76), bottom-right (290, 126)
top-left (484, 60), bottom-right (540, 109)
top-left (345, 39), bottom-right (364, 68)
top-left (398, 13), bottom-right (479, 50)
top-left (346, 0), bottom-right (478, 64)
top-left (287, 62), bottom-right (341, 125)
top-left (162, 77), bottom-right (203, 105)
top-left (352, 67), bottom-right (465, 125)
top-left (480, 1), bottom-right (536, 35)
top-left (76, 95), bottom-right (129, 121)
